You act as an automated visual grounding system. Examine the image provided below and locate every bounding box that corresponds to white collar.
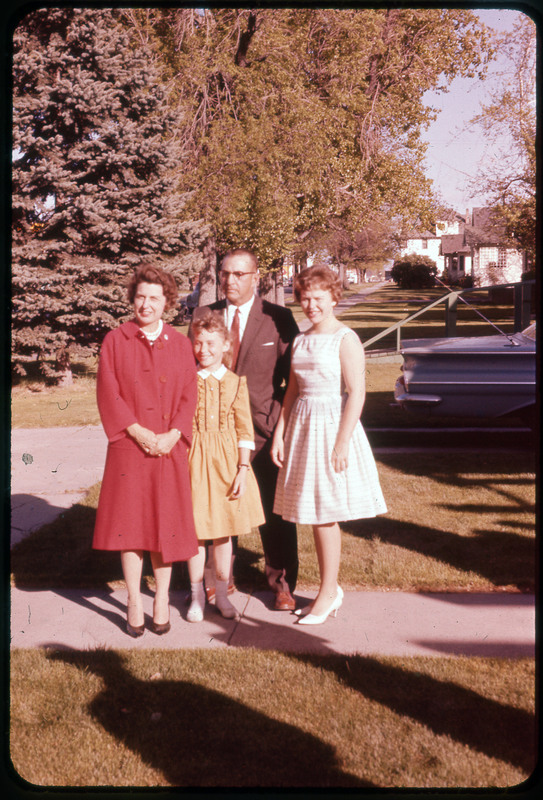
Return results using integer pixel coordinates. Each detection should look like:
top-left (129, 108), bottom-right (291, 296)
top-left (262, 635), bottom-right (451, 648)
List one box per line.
top-left (226, 295), bottom-right (255, 318)
top-left (198, 364), bottom-right (227, 380)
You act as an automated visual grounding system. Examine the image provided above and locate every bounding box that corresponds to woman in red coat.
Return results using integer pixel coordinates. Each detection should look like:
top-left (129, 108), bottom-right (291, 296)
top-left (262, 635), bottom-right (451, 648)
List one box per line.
top-left (93, 264), bottom-right (198, 637)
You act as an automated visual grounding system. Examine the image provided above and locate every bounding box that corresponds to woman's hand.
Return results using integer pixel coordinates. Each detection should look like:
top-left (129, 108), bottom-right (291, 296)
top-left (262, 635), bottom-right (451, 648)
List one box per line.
top-left (270, 435), bottom-right (284, 468)
top-left (331, 441), bottom-right (349, 473)
top-left (127, 423), bottom-right (159, 455)
top-left (153, 429), bottom-right (182, 457)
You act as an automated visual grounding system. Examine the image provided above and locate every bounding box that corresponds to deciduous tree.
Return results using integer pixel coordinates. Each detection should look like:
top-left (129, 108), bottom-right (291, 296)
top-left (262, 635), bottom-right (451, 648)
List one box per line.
top-left (470, 13), bottom-right (536, 263)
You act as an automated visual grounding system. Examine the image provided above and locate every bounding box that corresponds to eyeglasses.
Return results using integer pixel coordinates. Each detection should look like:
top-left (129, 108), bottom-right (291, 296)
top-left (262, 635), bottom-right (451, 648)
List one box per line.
top-left (219, 270), bottom-right (257, 281)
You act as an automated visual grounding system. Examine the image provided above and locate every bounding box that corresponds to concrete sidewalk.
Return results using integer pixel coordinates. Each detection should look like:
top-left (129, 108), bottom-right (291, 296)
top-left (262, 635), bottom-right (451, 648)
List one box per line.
top-left (10, 586), bottom-right (535, 657)
top-left (10, 426), bottom-right (536, 657)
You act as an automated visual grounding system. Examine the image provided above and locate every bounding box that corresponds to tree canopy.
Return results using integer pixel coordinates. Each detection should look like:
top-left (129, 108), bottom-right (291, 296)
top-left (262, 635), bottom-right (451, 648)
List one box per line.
top-left (469, 13), bottom-right (536, 263)
top-left (12, 7), bottom-right (496, 380)
top-left (128, 7), bottom-right (493, 267)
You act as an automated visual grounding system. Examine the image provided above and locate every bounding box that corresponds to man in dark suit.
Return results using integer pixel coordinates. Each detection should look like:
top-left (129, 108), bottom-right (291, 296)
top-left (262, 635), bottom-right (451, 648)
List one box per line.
top-left (193, 249), bottom-right (299, 610)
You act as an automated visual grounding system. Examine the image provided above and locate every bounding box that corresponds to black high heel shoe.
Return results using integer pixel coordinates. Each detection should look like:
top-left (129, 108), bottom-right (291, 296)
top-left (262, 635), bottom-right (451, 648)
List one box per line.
top-left (126, 604), bottom-right (145, 637)
top-left (151, 619), bottom-right (171, 635)
top-left (151, 599), bottom-right (171, 634)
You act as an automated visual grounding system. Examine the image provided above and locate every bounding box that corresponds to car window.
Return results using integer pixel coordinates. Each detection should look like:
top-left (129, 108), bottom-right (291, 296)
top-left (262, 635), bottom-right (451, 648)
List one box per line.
top-left (523, 322), bottom-right (536, 340)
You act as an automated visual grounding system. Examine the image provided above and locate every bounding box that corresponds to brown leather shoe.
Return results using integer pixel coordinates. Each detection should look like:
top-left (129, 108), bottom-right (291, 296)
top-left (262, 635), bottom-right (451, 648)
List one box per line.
top-left (205, 584), bottom-right (235, 603)
top-left (274, 590), bottom-right (296, 611)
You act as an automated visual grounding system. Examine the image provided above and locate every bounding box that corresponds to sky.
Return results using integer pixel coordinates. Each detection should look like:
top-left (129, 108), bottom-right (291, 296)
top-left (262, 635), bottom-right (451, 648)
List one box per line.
top-left (421, 7), bottom-right (532, 214)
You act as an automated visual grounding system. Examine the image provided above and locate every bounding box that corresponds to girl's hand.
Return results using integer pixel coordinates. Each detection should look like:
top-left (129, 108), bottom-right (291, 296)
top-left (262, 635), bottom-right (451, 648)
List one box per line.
top-left (332, 442), bottom-right (349, 473)
top-left (230, 467), bottom-right (248, 499)
top-left (270, 436), bottom-right (284, 468)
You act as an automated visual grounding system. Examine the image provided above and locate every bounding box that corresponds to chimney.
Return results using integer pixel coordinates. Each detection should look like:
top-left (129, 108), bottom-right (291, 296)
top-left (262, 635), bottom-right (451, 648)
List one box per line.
top-left (465, 208), bottom-right (471, 225)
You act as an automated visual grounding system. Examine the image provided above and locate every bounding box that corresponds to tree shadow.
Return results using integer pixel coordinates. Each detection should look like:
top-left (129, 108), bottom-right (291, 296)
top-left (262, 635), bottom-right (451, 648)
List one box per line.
top-left (47, 649), bottom-right (372, 788)
top-left (294, 653), bottom-right (536, 777)
top-left (342, 517), bottom-right (535, 591)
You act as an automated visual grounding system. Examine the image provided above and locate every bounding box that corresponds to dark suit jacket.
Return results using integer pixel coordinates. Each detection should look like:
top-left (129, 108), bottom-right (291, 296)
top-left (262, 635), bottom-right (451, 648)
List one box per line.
top-left (193, 297), bottom-right (299, 449)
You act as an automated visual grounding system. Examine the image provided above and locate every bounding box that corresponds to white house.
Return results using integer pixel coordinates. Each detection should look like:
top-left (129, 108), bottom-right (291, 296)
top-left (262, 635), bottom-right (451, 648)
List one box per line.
top-left (402, 208), bottom-right (526, 286)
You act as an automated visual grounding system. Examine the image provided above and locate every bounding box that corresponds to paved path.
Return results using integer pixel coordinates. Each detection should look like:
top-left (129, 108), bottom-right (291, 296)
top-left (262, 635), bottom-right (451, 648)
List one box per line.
top-left (11, 425), bottom-right (108, 546)
top-left (10, 426), bottom-right (536, 657)
top-left (10, 585), bottom-right (535, 657)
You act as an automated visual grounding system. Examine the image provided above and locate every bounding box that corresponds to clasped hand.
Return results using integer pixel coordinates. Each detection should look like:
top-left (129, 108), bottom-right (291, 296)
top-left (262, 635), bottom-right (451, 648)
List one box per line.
top-left (128, 424), bottom-right (179, 457)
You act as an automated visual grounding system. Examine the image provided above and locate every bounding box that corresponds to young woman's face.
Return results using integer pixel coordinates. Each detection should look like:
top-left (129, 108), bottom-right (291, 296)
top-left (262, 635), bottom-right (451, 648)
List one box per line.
top-left (299, 286), bottom-right (337, 326)
top-left (133, 282), bottom-right (167, 331)
top-left (192, 329), bottom-right (230, 371)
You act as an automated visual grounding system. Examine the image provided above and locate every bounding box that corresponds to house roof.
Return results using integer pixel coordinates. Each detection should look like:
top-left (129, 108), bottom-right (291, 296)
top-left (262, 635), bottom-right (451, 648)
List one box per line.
top-left (440, 234), bottom-right (471, 255)
top-left (405, 229), bottom-right (439, 240)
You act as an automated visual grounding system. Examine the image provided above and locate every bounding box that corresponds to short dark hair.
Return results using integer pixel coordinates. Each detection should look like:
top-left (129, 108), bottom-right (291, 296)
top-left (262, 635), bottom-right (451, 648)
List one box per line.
top-left (127, 263), bottom-right (178, 310)
top-left (221, 249), bottom-right (258, 272)
top-left (294, 264), bottom-right (342, 304)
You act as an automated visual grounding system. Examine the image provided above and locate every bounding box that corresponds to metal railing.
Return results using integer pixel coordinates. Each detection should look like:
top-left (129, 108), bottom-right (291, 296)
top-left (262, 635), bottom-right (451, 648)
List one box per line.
top-left (364, 280), bottom-right (534, 353)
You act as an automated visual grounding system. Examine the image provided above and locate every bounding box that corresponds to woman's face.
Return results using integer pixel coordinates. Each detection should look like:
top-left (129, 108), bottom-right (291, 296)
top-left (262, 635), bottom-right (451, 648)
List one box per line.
top-left (299, 285), bottom-right (337, 326)
top-left (192, 329), bottom-right (230, 371)
top-left (133, 282), bottom-right (167, 332)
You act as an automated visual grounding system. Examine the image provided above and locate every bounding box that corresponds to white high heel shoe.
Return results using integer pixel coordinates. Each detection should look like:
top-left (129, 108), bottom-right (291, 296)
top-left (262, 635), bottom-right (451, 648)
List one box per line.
top-left (296, 586), bottom-right (343, 626)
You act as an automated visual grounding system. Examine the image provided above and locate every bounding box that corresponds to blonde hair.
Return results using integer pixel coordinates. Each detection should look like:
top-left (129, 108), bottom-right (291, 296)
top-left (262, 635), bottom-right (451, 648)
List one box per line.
top-left (190, 309), bottom-right (233, 368)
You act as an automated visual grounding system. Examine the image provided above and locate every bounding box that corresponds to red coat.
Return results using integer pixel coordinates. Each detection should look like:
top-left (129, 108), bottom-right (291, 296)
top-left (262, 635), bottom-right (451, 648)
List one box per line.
top-left (93, 320), bottom-right (199, 562)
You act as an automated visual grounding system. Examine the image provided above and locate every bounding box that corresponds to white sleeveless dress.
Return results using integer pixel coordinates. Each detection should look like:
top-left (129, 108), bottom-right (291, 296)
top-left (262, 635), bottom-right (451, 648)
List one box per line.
top-left (273, 326), bottom-right (387, 525)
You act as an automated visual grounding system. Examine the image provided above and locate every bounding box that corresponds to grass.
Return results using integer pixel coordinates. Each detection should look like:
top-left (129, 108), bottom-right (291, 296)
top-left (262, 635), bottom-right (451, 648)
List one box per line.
top-left (10, 648), bottom-right (535, 788)
top-left (10, 449), bottom-right (536, 593)
top-left (10, 284), bottom-right (531, 430)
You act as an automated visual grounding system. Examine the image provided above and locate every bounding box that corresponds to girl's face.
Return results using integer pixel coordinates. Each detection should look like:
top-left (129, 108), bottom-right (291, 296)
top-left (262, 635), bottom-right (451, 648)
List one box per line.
top-left (192, 329), bottom-right (230, 371)
top-left (299, 286), bottom-right (337, 326)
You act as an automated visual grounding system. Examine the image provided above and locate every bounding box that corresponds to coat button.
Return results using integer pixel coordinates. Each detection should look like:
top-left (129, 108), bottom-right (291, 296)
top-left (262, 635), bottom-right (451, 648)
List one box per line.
top-left (156, 341), bottom-right (164, 350)
top-left (163, 414), bottom-right (170, 421)
top-left (159, 375), bottom-right (167, 383)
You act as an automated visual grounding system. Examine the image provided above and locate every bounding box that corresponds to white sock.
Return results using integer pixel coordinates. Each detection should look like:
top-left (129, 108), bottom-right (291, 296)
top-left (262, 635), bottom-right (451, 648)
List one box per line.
top-left (187, 581), bottom-right (205, 622)
top-left (215, 579), bottom-right (237, 619)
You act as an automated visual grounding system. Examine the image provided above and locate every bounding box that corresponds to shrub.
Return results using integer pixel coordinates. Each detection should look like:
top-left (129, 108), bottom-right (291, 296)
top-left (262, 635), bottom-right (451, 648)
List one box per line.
top-left (390, 254), bottom-right (437, 289)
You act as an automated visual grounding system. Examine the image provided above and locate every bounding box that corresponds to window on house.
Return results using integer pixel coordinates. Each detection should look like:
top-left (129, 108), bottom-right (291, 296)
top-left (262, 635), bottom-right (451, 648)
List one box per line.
top-left (498, 247), bottom-right (507, 268)
top-left (421, 240), bottom-right (427, 249)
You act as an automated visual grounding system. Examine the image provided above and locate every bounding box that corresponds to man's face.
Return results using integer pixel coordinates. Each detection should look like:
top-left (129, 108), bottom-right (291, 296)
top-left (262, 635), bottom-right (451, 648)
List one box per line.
top-left (219, 254), bottom-right (259, 306)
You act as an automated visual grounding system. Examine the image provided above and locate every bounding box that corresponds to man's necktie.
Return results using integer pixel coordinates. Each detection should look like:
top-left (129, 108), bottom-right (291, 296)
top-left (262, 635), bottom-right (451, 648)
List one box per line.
top-left (231, 307), bottom-right (241, 368)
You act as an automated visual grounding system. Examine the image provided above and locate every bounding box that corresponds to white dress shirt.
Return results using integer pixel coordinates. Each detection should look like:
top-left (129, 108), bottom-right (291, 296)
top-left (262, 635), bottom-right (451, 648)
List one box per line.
top-left (225, 295), bottom-right (255, 341)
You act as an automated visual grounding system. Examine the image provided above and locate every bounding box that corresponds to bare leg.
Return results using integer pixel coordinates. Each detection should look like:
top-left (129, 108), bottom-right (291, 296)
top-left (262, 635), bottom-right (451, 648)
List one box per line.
top-left (212, 537), bottom-right (232, 582)
top-left (150, 550), bottom-right (173, 625)
top-left (213, 538), bottom-right (237, 618)
top-left (121, 549), bottom-right (144, 627)
top-left (188, 545), bottom-right (206, 584)
top-left (187, 545), bottom-right (206, 622)
top-left (309, 522), bottom-right (341, 617)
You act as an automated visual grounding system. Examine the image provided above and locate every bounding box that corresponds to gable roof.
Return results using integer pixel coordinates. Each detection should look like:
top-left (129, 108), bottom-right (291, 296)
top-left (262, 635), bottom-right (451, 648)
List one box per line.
top-left (440, 233), bottom-right (470, 255)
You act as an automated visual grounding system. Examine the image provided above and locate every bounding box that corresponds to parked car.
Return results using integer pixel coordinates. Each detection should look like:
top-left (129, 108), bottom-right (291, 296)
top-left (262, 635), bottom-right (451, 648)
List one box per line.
top-left (393, 322), bottom-right (536, 425)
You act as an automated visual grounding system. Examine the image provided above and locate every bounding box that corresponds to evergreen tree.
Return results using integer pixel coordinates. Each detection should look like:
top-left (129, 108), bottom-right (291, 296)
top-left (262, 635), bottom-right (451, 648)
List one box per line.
top-left (12, 7), bottom-right (199, 382)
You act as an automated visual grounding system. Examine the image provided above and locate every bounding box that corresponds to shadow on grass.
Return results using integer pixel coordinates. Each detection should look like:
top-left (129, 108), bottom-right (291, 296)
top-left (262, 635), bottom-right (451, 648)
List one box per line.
top-left (45, 649), bottom-right (535, 786)
top-left (295, 653), bottom-right (536, 776)
top-left (343, 516), bottom-right (535, 592)
top-left (47, 649), bottom-right (372, 788)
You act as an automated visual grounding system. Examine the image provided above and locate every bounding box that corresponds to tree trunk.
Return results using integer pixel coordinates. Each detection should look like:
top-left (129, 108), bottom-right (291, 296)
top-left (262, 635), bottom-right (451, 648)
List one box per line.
top-left (259, 270), bottom-right (276, 303)
top-left (198, 236), bottom-right (218, 305)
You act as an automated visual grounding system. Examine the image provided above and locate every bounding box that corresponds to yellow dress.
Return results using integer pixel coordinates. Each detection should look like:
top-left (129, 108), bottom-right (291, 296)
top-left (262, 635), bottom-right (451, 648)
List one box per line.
top-left (189, 366), bottom-right (265, 540)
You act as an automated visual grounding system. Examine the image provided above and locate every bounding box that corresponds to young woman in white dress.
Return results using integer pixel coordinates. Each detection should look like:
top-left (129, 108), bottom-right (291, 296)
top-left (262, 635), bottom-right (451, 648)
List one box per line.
top-left (271, 265), bottom-right (386, 625)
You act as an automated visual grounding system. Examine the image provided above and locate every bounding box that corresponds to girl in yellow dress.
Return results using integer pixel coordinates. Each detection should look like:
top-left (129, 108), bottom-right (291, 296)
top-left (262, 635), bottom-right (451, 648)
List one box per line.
top-left (187, 310), bottom-right (265, 621)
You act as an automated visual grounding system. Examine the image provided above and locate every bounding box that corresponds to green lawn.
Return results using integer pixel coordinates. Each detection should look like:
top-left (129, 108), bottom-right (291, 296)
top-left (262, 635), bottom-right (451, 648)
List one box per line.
top-left (10, 649), bottom-right (535, 788)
